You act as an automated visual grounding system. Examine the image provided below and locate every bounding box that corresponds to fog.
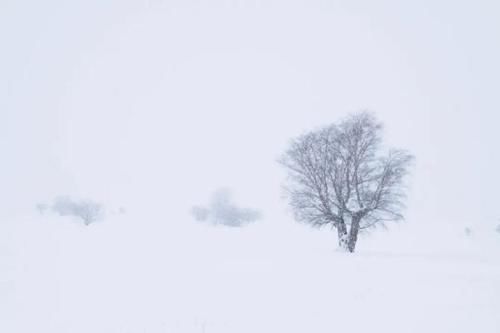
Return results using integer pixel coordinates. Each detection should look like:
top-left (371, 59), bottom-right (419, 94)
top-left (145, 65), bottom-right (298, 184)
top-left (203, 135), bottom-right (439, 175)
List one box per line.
top-left (2, 1), bottom-right (499, 226)
top-left (2, 1), bottom-right (500, 332)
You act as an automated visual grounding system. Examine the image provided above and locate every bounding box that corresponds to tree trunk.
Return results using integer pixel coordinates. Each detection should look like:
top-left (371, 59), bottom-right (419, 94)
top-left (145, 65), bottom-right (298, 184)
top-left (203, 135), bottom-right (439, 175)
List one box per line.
top-left (347, 214), bottom-right (362, 253)
top-left (336, 219), bottom-right (349, 250)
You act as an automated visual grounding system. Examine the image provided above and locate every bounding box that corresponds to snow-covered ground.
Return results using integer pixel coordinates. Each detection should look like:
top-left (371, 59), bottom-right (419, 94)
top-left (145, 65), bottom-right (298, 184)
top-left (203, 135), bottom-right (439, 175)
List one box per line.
top-left (2, 212), bottom-right (499, 333)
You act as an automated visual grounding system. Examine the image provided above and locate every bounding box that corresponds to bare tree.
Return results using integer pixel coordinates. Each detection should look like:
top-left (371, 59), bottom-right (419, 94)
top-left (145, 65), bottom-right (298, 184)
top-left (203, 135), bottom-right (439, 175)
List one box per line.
top-left (280, 112), bottom-right (413, 252)
top-left (52, 196), bottom-right (104, 226)
top-left (75, 200), bottom-right (103, 225)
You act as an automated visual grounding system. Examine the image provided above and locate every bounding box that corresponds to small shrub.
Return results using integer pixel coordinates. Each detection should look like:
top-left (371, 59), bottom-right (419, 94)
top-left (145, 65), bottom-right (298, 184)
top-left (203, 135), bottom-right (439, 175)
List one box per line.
top-left (36, 203), bottom-right (49, 214)
top-left (191, 189), bottom-right (261, 227)
top-left (191, 205), bottom-right (210, 222)
top-left (51, 196), bottom-right (104, 225)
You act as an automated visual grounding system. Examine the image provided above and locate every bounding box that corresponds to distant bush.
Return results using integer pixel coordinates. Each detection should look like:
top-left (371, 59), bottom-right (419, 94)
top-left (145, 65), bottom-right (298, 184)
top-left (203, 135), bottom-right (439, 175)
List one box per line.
top-left (191, 189), bottom-right (262, 227)
top-left (38, 196), bottom-right (104, 225)
top-left (36, 203), bottom-right (49, 214)
top-left (191, 205), bottom-right (210, 222)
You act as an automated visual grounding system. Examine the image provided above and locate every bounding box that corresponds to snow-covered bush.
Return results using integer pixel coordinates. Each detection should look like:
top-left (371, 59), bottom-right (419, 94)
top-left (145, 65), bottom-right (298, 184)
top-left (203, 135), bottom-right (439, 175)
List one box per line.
top-left (191, 189), bottom-right (261, 227)
top-left (49, 196), bottom-right (104, 225)
top-left (36, 203), bottom-right (49, 214)
top-left (191, 205), bottom-right (210, 222)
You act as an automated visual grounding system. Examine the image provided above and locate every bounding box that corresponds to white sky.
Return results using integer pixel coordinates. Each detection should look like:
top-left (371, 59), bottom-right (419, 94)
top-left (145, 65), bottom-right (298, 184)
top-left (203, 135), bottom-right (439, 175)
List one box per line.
top-left (1, 0), bottom-right (499, 226)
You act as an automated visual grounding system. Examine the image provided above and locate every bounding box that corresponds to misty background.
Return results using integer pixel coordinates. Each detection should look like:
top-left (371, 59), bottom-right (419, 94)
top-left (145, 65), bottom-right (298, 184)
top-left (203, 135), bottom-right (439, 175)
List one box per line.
top-left (2, 0), bottom-right (499, 228)
top-left (2, 1), bottom-right (500, 332)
